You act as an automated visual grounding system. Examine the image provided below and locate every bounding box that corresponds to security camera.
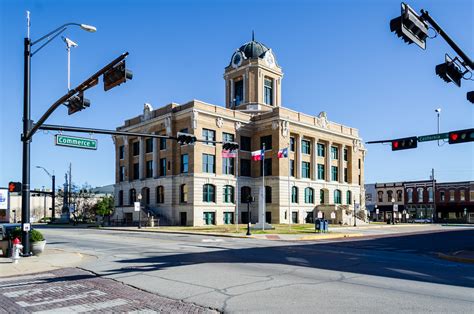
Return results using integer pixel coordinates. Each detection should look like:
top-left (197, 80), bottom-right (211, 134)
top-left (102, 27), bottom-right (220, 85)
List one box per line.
top-left (62, 36), bottom-right (78, 48)
top-left (435, 108), bottom-right (441, 113)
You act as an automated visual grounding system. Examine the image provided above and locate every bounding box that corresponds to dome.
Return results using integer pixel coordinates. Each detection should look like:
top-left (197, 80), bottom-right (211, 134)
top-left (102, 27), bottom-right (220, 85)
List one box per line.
top-left (238, 40), bottom-right (269, 59)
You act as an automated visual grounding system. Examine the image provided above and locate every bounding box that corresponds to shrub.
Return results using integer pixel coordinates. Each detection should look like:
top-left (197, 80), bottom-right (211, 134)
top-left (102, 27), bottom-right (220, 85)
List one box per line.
top-left (30, 229), bottom-right (45, 242)
top-left (10, 227), bottom-right (22, 240)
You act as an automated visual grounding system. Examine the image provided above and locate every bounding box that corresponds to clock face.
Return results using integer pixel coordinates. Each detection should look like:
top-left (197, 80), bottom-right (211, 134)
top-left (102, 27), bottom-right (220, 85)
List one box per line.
top-left (232, 52), bottom-right (242, 68)
top-left (264, 51), bottom-right (275, 68)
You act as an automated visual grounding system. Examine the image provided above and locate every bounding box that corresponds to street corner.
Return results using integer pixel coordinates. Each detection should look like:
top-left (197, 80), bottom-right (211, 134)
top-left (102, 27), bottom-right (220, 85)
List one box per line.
top-left (0, 248), bottom-right (97, 278)
top-left (0, 268), bottom-right (218, 313)
top-left (437, 250), bottom-right (474, 264)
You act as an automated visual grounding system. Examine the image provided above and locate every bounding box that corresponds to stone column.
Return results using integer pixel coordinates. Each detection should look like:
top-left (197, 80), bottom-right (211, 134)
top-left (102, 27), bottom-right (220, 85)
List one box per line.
top-left (312, 138), bottom-right (317, 180)
top-left (153, 134), bottom-right (159, 178)
top-left (139, 137), bottom-right (145, 179)
top-left (339, 144), bottom-right (345, 183)
top-left (326, 141), bottom-right (332, 182)
top-left (297, 135), bottom-right (302, 179)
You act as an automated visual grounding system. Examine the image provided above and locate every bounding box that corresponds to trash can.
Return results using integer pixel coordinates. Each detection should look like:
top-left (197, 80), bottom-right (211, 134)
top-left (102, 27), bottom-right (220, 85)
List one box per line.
top-left (323, 219), bottom-right (329, 233)
top-left (315, 219), bottom-right (321, 232)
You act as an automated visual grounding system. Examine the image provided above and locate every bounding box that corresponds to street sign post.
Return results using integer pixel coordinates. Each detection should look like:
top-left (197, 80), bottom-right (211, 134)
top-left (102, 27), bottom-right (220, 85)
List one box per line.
top-left (418, 133), bottom-right (449, 142)
top-left (55, 135), bottom-right (98, 150)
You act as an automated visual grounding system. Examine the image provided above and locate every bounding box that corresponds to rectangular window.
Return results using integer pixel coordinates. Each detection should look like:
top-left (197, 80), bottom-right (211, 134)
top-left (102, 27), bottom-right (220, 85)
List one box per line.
top-left (234, 80), bottom-right (243, 106)
top-left (132, 141), bottom-right (139, 156)
top-left (344, 148), bottom-right (348, 161)
top-left (240, 159), bottom-right (251, 177)
top-left (440, 191), bottom-right (445, 202)
top-left (302, 140), bottom-right (311, 154)
top-left (344, 168), bottom-right (348, 183)
top-left (317, 164), bottom-right (325, 180)
top-left (302, 161), bottom-right (310, 179)
top-left (260, 135), bottom-right (272, 150)
top-left (119, 166), bottom-right (125, 182)
top-left (264, 78), bottom-right (273, 105)
top-left (223, 132), bottom-right (234, 143)
top-left (181, 154), bottom-right (189, 173)
top-left (133, 163), bottom-right (139, 180)
top-left (331, 146), bottom-right (338, 160)
top-left (240, 136), bottom-right (251, 151)
top-left (160, 137), bottom-right (167, 150)
top-left (223, 158), bottom-right (235, 175)
top-left (119, 145), bottom-right (124, 159)
top-left (202, 154), bottom-right (215, 173)
top-left (358, 159), bottom-right (361, 169)
top-left (331, 166), bottom-right (338, 181)
top-left (261, 158), bottom-right (272, 176)
top-left (450, 190), bottom-right (455, 201)
top-left (203, 129), bottom-right (216, 146)
top-left (160, 158), bottom-right (166, 176)
top-left (146, 160), bottom-right (153, 178)
top-left (317, 143), bottom-right (325, 157)
top-left (145, 138), bottom-right (153, 153)
top-left (290, 137), bottom-right (295, 152)
top-left (290, 160), bottom-right (295, 177)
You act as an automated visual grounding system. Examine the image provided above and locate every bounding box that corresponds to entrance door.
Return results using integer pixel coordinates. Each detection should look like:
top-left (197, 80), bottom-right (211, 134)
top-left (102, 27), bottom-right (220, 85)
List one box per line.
top-left (265, 211), bottom-right (272, 224)
top-left (180, 212), bottom-right (187, 226)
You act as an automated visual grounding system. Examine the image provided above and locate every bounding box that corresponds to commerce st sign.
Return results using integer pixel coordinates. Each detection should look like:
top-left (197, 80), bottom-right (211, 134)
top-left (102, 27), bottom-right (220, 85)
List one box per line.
top-left (55, 134), bottom-right (98, 150)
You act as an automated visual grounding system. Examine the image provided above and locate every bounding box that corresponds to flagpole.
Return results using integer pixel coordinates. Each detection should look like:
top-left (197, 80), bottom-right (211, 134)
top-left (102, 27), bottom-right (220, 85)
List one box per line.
top-left (288, 140), bottom-right (291, 230)
top-left (262, 142), bottom-right (265, 231)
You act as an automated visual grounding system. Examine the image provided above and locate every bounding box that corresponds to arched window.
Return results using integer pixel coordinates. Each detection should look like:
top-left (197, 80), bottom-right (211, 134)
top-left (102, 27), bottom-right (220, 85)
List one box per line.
top-left (291, 186), bottom-right (299, 203)
top-left (407, 188), bottom-right (413, 203)
top-left (417, 188), bottom-right (424, 203)
top-left (378, 191), bottom-right (383, 202)
top-left (397, 190), bottom-right (403, 202)
top-left (387, 190), bottom-right (393, 202)
top-left (241, 186), bottom-right (251, 203)
top-left (180, 184), bottom-right (188, 203)
top-left (427, 187), bottom-right (433, 202)
top-left (118, 190), bottom-right (124, 206)
top-left (203, 184), bottom-right (216, 202)
top-left (129, 188), bottom-right (136, 205)
top-left (334, 189), bottom-right (342, 204)
top-left (223, 185), bottom-right (235, 203)
top-left (142, 187), bottom-right (150, 205)
top-left (320, 189), bottom-right (325, 204)
top-left (346, 190), bottom-right (352, 205)
top-left (265, 186), bottom-right (272, 203)
top-left (305, 187), bottom-right (314, 204)
top-left (156, 186), bottom-right (164, 204)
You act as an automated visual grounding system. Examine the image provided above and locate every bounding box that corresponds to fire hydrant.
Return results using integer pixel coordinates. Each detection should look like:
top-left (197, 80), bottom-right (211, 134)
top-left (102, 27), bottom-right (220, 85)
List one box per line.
top-left (11, 238), bottom-right (23, 264)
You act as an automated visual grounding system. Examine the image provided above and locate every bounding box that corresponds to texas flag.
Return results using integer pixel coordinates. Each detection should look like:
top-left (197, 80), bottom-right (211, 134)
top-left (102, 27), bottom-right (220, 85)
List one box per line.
top-left (251, 149), bottom-right (264, 161)
top-left (278, 147), bottom-right (288, 159)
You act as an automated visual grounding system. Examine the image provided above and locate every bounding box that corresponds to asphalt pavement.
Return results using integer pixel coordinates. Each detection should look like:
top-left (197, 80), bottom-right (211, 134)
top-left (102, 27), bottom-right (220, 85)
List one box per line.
top-left (24, 225), bottom-right (474, 313)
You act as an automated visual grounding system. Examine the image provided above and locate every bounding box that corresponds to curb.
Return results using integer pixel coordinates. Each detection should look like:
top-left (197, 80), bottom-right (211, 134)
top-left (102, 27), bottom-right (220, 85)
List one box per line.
top-left (437, 251), bottom-right (474, 264)
top-left (298, 233), bottom-right (365, 241)
top-left (102, 227), bottom-right (252, 239)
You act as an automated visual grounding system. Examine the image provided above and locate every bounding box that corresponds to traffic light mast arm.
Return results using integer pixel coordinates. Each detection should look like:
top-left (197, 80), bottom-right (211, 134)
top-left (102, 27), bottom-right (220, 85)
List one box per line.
top-left (420, 10), bottom-right (473, 69)
top-left (365, 139), bottom-right (393, 144)
top-left (25, 52), bottom-right (129, 141)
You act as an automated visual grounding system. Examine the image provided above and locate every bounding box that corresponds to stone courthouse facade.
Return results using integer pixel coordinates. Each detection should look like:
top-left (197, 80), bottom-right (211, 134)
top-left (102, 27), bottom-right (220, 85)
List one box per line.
top-left (113, 39), bottom-right (367, 226)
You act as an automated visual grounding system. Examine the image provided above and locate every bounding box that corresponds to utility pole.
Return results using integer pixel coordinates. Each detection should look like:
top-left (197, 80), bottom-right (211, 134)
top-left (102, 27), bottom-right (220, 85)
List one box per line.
top-left (42, 185), bottom-right (46, 220)
top-left (432, 168), bottom-right (436, 222)
top-left (51, 174), bottom-right (56, 221)
top-left (68, 162), bottom-right (72, 218)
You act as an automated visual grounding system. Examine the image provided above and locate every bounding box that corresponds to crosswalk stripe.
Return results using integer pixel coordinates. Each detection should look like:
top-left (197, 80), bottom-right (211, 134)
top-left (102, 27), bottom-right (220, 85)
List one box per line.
top-left (33, 298), bottom-right (128, 313)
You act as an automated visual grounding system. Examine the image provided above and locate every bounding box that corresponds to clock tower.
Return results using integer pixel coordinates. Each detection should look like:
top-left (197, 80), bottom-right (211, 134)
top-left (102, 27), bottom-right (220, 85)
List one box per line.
top-left (224, 35), bottom-right (283, 112)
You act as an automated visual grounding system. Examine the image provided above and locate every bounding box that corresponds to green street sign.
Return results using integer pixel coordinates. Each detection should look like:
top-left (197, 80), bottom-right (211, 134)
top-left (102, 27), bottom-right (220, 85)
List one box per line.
top-left (417, 133), bottom-right (449, 142)
top-left (55, 135), bottom-right (98, 150)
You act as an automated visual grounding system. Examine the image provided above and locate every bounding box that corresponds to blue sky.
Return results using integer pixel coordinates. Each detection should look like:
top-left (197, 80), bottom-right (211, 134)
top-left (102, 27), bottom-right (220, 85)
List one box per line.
top-left (1, 0), bottom-right (473, 190)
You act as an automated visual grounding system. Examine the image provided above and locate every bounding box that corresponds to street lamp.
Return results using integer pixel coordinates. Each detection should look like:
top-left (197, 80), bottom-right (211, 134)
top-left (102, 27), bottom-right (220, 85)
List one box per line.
top-left (137, 193), bottom-right (142, 229)
top-left (246, 195), bottom-right (253, 236)
top-left (435, 108), bottom-right (441, 146)
top-left (391, 197), bottom-right (396, 225)
top-left (21, 11), bottom-right (96, 256)
top-left (36, 166), bottom-right (56, 222)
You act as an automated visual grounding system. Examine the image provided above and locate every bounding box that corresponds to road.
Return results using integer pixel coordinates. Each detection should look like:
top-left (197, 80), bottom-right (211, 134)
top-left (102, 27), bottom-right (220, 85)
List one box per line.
top-left (33, 226), bottom-right (474, 312)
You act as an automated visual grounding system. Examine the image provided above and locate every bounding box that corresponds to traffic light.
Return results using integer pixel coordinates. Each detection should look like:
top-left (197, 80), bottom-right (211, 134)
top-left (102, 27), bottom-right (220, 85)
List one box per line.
top-left (391, 136), bottom-right (418, 151)
top-left (103, 60), bottom-right (133, 91)
top-left (67, 92), bottom-right (90, 115)
top-left (8, 182), bottom-right (22, 193)
top-left (223, 141), bottom-right (239, 151)
top-left (448, 128), bottom-right (474, 144)
top-left (176, 132), bottom-right (197, 145)
top-left (435, 55), bottom-right (463, 87)
top-left (467, 91), bottom-right (474, 104)
top-left (390, 3), bottom-right (429, 50)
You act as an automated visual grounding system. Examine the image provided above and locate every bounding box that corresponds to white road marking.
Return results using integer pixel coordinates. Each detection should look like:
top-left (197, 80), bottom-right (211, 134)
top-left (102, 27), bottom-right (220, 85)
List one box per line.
top-left (16, 290), bottom-right (107, 307)
top-left (202, 239), bottom-right (224, 242)
top-left (33, 298), bottom-right (128, 313)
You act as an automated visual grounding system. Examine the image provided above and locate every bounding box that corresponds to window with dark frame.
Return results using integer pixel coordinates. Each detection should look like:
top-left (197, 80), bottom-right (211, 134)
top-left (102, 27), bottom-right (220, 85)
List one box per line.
top-left (132, 141), bottom-right (139, 156)
top-left (240, 136), bottom-right (251, 151)
top-left (145, 138), bottom-right (153, 153)
top-left (240, 159), bottom-right (251, 177)
top-left (260, 135), bottom-right (272, 150)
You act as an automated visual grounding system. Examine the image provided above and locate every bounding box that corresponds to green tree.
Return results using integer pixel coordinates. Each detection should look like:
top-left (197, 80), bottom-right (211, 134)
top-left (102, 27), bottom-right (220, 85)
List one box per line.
top-left (95, 196), bottom-right (114, 217)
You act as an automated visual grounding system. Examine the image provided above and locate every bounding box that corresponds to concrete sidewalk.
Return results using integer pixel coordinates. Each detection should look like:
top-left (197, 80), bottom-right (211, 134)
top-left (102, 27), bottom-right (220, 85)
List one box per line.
top-left (0, 248), bottom-right (96, 277)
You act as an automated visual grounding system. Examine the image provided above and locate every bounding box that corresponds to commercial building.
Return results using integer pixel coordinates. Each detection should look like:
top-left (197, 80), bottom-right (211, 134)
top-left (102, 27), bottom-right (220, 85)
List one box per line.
top-left (113, 38), bottom-right (367, 226)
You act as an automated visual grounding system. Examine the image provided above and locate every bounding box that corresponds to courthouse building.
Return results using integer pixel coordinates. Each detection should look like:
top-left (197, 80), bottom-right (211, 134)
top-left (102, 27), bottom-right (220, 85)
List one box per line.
top-left (112, 38), bottom-right (367, 226)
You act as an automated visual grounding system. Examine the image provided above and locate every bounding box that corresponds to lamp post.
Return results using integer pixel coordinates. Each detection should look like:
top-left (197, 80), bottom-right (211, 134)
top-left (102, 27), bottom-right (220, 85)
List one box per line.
top-left (391, 197), bottom-right (396, 225)
top-left (246, 195), bottom-right (253, 236)
top-left (21, 12), bottom-right (95, 256)
top-left (435, 108), bottom-right (441, 146)
top-left (374, 204), bottom-right (378, 222)
top-left (36, 166), bottom-right (56, 222)
top-left (137, 193), bottom-right (142, 229)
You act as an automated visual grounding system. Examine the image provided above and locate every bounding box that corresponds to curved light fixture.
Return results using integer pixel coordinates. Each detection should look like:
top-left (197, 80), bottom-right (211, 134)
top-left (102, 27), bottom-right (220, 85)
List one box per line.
top-left (80, 24), bottom-right (97, 32)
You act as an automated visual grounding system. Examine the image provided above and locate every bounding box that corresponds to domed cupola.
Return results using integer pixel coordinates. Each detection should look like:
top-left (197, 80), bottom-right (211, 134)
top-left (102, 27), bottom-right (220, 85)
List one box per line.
top-left (224, 33), bottom-right (283, 111)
